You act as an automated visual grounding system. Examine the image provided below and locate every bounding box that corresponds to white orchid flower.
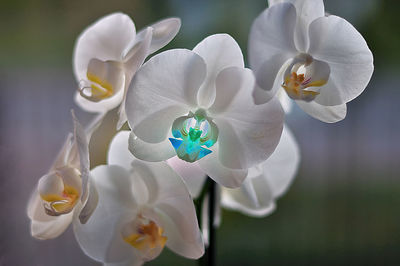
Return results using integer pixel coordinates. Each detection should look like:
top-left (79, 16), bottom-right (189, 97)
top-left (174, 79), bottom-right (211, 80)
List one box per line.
top-left (73, 12), bottom-right (181, 128)
top-left (249, 0), bottom-right (374, 122)
top-left (73, 145), bottom-right (204, 265)
top-left (27, 111), bottom-right (100, 240)
top-left (125, 34), bottom-right (284, 189)
top-left (168, 126), bottom-right (299, 247)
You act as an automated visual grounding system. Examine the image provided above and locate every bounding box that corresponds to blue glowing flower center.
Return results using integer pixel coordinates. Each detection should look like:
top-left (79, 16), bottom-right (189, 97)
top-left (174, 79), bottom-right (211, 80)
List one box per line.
top-left (169, 109), bottom-right (218, 163)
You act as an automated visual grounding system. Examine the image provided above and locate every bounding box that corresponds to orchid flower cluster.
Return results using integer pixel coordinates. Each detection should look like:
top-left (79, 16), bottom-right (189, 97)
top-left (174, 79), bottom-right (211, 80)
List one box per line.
top-left (27, 0), bottom-right (373, 265)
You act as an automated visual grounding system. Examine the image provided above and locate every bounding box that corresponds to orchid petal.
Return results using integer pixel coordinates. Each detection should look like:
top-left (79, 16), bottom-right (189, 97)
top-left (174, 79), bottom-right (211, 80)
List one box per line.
top-left (81, 59), bottom-right (125, 101)
top-left (221, 125), bottom-right (299, 216)
top-left (308, 15), bottom-right (374, 106)
top-left (71, 111), bottom-right (90, 200)
top-left (263, 126), bottom-right (300, 198)
top-left (57, 166), bottom-right (82, 195)
top-left (51, 133), bottom-right (73, 170)
top-left (252, 55), bottom-right (292, 104)
top-left (193, 34), bottom-right (244, 108)
top-left (292, 0), bottom-right (325, 51)
top-left (117, 28), bottom-right (153, 129)
top-left (221, 177), bottom-right (276, 217)
top-left (74, 77), bottom-right (125, 113)
top-left (108, 131), bottom-right (135, 170)
top-left (128, 132), bottom-right (175, 162)
top-left (248, 3), bottom-right (297, 77)
top-left (198, 146), bottom-right (248, 188)
top-left (37, 172), bottom-right (64, 196)
top-left (277, 88), bottom-right (293, 113)
top-left (296, 100), bottom-right (347, 123)
top-left (136, 17), bottom-right (181, 55)
top-left (266, 0), bottom-right (325, 51)
top-left (210, 67), bottom-right (284, 169)
top-left (27, 188), bottom-right (73, 239)
top-left (209, 66), bottom-right (255, 114)
top-left (126, 160), bottom-right (204, 259)
top-left (123, 27), bottom-right (153, 80)
top-left (73, 166), bottom-right (139, 264)
top-left (126, 49), bottom-right (207, 143)
top-left (74, 207), bottom-right (137, 264)
top-left (130, 161), bottom-right (189, 205)
top-left (167, 157), bottom-right (207, 198)
top-left (91, 165), bottom-right (136, 210)
top-left (73, 13), bottom-right (136, 82)
top-left (78, 178), bottom-right (99, 224)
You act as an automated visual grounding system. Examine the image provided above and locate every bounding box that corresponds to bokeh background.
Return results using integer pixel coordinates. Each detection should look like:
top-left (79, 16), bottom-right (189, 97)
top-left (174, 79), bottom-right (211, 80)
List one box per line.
top-left (1, 0), bottom-right (399, 265)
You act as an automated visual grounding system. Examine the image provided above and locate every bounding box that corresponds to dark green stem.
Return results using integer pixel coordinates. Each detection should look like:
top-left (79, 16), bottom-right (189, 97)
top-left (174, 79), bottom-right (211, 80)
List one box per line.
top-left (196, 177), bottom-right (217, 266)
top-left (207, 178), bottom-right (216, 266)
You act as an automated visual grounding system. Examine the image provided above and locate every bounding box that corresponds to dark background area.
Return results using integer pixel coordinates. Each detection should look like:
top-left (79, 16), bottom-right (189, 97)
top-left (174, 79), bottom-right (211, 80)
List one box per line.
top-left (1, 0), bottom-right (399, 265)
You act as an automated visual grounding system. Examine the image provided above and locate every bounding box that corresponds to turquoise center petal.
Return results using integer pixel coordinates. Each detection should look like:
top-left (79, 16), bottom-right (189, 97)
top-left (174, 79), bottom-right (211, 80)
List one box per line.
top-left (169, 110), bottom-right (218, 163)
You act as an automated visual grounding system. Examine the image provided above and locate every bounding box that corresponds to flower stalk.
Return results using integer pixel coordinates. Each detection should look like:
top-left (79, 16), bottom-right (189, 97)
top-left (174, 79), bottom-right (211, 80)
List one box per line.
top-left (207, 178), bottom-right (217, 266)
top-left (196, 177), bottom-right (217, 266)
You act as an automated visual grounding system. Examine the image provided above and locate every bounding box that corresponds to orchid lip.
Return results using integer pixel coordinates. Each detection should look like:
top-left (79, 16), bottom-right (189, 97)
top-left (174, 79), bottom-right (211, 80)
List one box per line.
top-left (169, 109), bottom-right (218, 163)
top-left (41, 186), bottom-right (79, 216)
top-left (78, 75), bottom-right (114, 102)
top-left (122, 215), bottom-right (167, 258)
top-left (39, 169), bottom-right (81, 216)
top-left (282, 53), bottom-right (330, 102)
top-left (78, 58), bottom-right (124, 102)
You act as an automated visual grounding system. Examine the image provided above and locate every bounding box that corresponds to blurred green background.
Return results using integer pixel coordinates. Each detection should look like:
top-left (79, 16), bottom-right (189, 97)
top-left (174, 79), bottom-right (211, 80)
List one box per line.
top-left (1, 0), bottom-right (399, 265)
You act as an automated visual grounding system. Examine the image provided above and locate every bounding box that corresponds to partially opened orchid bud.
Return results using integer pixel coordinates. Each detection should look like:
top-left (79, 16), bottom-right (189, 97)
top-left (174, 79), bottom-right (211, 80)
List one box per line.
top-left (38, 167), bottom-right (81, 216)
top-left (27, 111), bottom-right (100, 240)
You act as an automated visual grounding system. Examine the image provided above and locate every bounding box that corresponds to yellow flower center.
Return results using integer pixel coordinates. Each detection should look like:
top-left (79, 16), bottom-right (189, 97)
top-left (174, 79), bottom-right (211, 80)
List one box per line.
top-left (281, 54), bottom-right (329, 102)
top-left (123, 220), bottom-right (167, 252)
top-left (40, 185), bottom-right (79, 216)
top-left (282, 72), bottom-right (325, 101)
top-left (79, 72), bottom-right (114, 102)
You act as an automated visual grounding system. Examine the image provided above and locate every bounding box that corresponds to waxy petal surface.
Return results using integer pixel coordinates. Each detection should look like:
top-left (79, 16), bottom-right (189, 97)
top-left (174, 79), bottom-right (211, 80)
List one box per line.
top-left (308, 16), bottom-right (374, 106)
top-left (193, 34), bottom-right (244, 108)
top-left (126, 49), bottom-right (207, 143)
top-left (296, 100), bottom-right (347, 123)
top-left (211, 67), bottom-right (284, 170)
top-left (248, 3), bottom-right (297, 78)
